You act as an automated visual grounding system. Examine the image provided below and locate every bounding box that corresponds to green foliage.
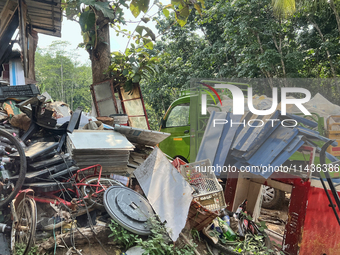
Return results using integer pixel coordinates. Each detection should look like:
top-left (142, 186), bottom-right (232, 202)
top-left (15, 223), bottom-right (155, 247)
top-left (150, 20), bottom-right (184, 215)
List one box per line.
top-left (109, 216), bottom-right (197, 255)
top-left (191, 229), bottom-right (200, 242)
top-left (140, 0), bottom-right (340, 129)
top-left (35, 41), bottom-right (92, 112)
top-left (15, 244), bottom-right (39, 255)
top-left (28, 246), bottom-right (39, 255)
top-left (234, 234), bottom-right (271, 255)
top-left (108, 219), bottom-right (139, 249)
top-left (130, 0), bottom-right (150, 18)
top-left (110, 45), bottom-right (159, 93)
top-left (15, 243), bottom-right (26, 255)
top-left (63, 0), bottom-right (204, 52)
top-left (135, 216), bottom-right (197, 255)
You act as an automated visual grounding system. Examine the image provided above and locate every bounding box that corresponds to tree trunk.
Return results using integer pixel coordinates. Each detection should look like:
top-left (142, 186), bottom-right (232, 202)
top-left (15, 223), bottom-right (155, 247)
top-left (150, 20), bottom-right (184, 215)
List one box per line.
top-left (255, 32), bottom-right (273, 87)
top-left (90, 3), bottom-right (111, 84)
top-left (309, 17), bottom-right (336, 78)
top-left (60, 59), bottom-right (64, 102)
top-left (329, 0), bottom-right (340, 37)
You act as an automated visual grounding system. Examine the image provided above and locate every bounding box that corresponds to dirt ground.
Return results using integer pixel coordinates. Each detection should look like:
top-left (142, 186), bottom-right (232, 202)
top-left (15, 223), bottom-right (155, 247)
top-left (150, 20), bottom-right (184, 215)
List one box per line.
top-left (259, 193), bottom-right (290, 235)
top-left (55, 243), bottom-right (121, 255)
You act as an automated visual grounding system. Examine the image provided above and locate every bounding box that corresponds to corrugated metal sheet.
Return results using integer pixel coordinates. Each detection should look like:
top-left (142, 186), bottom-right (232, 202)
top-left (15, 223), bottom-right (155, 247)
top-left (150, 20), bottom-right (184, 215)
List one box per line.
top-left (0, 0), bottom-right (62, 37)
top-left (213, 113), bottom-right (242, 171)
top-left (195, 111), bottom-right (227, 164)
top-left (196, 110), bottom-right (338, 179)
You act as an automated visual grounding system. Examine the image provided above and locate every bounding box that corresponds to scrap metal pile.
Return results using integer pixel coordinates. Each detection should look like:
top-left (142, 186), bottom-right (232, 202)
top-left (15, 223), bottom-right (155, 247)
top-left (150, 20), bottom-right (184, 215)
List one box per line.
top-left (0, 86), bottom-right (338, 255)
top-left (0, 87), bottom-right (182, 254)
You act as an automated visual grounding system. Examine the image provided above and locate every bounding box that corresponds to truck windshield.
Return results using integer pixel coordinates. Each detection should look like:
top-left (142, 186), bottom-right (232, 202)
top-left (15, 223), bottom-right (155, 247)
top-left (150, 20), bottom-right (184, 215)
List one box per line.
top-left (166, 103), bottom-right (190, 127)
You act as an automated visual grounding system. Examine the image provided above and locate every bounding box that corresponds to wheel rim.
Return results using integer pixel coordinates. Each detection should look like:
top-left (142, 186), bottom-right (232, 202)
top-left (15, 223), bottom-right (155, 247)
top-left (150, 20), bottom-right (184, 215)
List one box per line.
top-left (0, 129), bottom-right (27, 208)
top-left (262, 186), bottom-right (275, 204)
top-left (13, 197), bottom-right (37, 255)
top-left (81, 177), bottom-right (124, 207)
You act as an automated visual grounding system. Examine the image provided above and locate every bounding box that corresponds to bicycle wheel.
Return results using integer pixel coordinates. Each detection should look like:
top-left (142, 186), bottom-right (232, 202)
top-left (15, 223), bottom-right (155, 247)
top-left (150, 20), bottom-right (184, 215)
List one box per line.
top-left (11, 196), bottom-right (37, 255)
top-left (0, 129), bottom-right (26, 208)
top-left (80, 177), bottom-right (124, 209)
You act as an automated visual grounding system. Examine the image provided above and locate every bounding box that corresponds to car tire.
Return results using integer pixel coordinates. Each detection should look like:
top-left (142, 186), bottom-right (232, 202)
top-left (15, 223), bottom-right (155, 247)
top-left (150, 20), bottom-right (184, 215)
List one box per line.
top-left (262, 186), bottom-right (285, 209)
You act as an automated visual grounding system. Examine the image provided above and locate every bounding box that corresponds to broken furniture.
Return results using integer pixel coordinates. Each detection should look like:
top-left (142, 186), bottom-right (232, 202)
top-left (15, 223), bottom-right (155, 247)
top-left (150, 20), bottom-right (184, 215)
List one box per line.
top-left (179, 159), bottom-right (226, 211)
top-left (91, 80), bottom-right (150, 129)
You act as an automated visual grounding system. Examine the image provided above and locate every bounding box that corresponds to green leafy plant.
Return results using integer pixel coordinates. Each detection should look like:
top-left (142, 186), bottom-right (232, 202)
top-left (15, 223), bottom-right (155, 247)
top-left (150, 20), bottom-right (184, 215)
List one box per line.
top-left (108, 219), bottom-right (139, 249)
top-left (28, 245), bottom-right (39, 255)
top-left (15, 244), bottom-right (39, 255)
top-left (191, 228), bottom-right (200, 242)
top-left (15, 243), bottom-right (26, 255)
top-left (110, 45), bottom-right (159, 93)
top-left (135, 215), bottom-right (197, 255)
top-left (234, 234), bottom-right (273, 255)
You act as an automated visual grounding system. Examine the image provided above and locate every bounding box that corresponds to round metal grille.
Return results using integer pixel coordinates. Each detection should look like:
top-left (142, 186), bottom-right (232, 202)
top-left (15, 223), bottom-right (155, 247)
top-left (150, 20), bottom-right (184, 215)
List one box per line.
top-left (104, 186), bottom-right (154, 235)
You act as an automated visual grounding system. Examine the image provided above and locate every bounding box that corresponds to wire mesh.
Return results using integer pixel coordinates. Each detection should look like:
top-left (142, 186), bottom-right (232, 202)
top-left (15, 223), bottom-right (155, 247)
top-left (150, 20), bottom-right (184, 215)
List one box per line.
top-left (179, 159), bottom-right (226, 211)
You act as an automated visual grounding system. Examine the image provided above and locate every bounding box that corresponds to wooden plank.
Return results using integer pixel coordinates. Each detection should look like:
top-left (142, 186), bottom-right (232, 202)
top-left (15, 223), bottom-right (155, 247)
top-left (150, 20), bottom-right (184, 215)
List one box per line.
top-left (241, 172), bottom-right (293, 193)
top-left (18, 0), bottom-right (28, 77)
top-left (0, 0), bottom-right (18, 39)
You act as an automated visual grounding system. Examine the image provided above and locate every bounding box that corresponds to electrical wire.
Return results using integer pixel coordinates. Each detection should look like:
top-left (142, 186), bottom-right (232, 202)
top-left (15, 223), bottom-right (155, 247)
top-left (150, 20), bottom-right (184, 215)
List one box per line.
top-left (57, 151), bottom-right (110, 255)
top-left (53, 217), bottom-right (57, 255)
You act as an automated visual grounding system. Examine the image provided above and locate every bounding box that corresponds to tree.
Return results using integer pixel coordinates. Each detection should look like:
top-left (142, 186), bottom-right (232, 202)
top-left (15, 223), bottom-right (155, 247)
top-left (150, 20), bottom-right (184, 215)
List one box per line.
top-left (35, 41), bottom-right (93, 111)
top-left (62, 0), bottom-right (205, 85)
top-left (141, 0), bottom-right (340, 128)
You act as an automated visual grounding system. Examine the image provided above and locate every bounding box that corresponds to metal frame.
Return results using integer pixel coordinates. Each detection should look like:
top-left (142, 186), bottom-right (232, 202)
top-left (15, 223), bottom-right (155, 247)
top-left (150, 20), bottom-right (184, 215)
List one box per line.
top-left (90, 79), bottom-right (119, 117)
top-left (118, 84), bottom-right (150, 129)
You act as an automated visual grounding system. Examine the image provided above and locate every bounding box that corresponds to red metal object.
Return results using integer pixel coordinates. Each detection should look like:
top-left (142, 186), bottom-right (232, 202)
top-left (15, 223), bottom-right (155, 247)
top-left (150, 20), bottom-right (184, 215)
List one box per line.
top-left (299, 186), bottom-right (340, 254)
top-left (29, 195), bottom-right (73, 207)
top-left (29, 165), bottom-right (107, 209)
top-left (282, 179), bottom-right (310, 254)
top-left (171, 157), bottom-right (187, 173)
top-left (224, 172), bottom-right (239, 211)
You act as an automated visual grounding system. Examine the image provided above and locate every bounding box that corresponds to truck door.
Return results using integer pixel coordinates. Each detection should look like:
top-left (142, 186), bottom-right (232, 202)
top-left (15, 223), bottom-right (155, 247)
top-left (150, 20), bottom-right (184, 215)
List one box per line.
top-left (159, 103), bottom-right (190, 162)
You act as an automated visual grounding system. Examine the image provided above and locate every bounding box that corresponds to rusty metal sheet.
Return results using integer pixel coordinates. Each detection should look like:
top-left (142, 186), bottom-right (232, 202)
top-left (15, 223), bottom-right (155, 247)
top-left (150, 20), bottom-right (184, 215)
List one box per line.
top-left (114, 124), bottom-right (170, 146)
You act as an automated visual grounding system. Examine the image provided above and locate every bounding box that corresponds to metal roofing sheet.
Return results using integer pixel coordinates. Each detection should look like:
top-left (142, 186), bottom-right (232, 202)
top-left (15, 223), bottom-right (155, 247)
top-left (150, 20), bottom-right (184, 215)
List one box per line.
top-left (196, 111), bottom-right (227, 163)
top-left (0, 0), bottom-right (62, 37)
top-left (213, 113), bottom-right (242, 176)
top-left (246, 126), bottom-right (299, 166)
top-left (196, 110), bottom-right (338, 179)
top-left (297, 127), bottom-right (338, 146)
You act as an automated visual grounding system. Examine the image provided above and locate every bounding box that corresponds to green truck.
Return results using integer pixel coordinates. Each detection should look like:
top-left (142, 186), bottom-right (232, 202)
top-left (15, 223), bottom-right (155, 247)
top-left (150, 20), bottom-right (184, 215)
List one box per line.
top-left (158, 80), bottom-right (246, 162)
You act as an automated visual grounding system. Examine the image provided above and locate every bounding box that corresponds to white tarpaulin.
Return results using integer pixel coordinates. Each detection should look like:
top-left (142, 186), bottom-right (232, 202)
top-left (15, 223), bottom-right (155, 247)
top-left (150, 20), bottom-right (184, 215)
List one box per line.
top-left (133, 147), bottom-right (193, 241)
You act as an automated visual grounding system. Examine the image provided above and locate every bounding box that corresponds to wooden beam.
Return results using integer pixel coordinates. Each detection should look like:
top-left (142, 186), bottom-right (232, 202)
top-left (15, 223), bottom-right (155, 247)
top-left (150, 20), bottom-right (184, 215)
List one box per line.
top-left (18, 0), bottom-right (28, 78)
top-left (0, 0), bottom-right (18, 39)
